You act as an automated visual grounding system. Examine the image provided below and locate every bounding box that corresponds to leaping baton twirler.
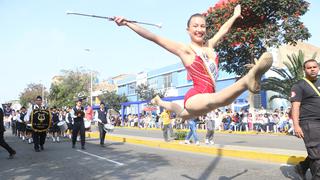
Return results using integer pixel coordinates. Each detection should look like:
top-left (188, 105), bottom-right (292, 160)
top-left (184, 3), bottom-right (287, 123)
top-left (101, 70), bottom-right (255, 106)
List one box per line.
top-left (66, 11), bottom-right (162, 28)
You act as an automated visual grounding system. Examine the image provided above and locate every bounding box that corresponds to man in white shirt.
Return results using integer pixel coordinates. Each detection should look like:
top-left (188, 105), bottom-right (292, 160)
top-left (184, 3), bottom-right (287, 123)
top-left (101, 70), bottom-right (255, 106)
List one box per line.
top-left (71, 99), bottom-right (86, 150)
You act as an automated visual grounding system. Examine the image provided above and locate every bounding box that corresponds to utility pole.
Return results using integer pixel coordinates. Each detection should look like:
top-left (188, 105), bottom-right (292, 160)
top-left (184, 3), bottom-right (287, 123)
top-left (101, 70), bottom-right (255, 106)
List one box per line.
top-left (85, 48), bottom-right (93, 106)
top-left (90, 70), bottom-right (93, 106)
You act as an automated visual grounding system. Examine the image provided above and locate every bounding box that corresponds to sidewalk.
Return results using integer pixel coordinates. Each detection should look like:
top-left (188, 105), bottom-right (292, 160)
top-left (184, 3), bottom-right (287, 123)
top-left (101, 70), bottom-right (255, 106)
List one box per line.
top-left (87, 126), bottom-right (307, 165)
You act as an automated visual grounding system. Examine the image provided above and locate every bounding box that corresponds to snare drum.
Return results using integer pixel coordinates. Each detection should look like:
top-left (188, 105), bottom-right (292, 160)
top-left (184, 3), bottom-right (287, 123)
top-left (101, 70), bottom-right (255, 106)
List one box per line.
top-left (103, 124), bottom-right (114, 133)
top-left (57, 121), bottom-right (68, 132)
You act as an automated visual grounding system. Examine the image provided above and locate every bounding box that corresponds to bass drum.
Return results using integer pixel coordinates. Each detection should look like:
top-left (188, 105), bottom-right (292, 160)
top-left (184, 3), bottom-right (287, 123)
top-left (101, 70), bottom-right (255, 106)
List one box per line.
top-left (57, 121), bottom-right (68, 132)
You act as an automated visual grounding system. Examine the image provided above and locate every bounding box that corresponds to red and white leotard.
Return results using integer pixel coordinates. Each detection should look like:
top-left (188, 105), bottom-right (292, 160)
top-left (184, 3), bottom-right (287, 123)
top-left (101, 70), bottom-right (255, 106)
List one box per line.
top-left (184, 54), bottom-right (219, 107)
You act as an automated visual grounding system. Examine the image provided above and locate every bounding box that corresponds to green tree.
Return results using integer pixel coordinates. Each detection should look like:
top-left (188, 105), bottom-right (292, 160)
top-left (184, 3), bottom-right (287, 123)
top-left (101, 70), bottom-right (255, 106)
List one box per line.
top-left (135, 83), bottom-right (165, 101)
top-left (19, 83), bottom-right (48, 107)
top-left (48, 69), bottom-right (97, 107)
top-left (98, 91), bottom-right (128, 112)
top-left (205, 0), bottom-right (311, 75)
top-left (262, 50), bottom-right (317, 101)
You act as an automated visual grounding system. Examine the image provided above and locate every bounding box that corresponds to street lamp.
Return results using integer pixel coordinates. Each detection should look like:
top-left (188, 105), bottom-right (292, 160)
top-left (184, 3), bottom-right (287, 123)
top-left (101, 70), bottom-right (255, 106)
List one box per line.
top-left (84, 48), bottom-right (93, 106)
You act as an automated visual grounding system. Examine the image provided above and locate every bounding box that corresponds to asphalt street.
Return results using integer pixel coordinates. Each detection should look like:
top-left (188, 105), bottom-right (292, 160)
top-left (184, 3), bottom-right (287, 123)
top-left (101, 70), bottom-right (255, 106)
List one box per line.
top-left (0, 131), bottom-right (310, 180)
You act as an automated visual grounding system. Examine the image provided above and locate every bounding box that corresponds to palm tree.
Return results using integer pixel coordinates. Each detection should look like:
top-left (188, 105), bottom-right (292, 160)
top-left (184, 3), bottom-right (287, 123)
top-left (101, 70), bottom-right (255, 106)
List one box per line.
top-left (262, 50), bottom-right (317, 101)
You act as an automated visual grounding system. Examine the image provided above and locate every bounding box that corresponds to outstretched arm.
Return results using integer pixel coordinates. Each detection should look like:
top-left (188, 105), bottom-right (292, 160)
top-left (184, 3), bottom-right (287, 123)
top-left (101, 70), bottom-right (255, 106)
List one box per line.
top-left (208, 4), bottom-right (242, 49)
top-left (114, 17), bottom-right (188, 58)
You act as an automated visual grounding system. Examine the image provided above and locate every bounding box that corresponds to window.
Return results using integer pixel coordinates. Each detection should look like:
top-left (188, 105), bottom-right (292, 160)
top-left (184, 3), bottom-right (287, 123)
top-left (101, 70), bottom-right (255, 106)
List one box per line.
top-left (253, 94), bottom-right (262, 109)
top-left (163, 73), bottom-right (172, 89)
top-left (128, 82), bottom-right (136, 95)
top-left (148, 78), bottom-right (158, 90)
top-left (117, 85), bottom-right (126, 95)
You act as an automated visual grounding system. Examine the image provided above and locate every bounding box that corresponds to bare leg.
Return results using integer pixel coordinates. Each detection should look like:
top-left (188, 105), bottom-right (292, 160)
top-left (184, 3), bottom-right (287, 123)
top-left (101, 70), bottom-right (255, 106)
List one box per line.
top-left (185, 52), bottom-right (273, 114)
top-left (151, 96), bottom-right (197, 120)
top-left (151, 96), bottom-right (184, 115)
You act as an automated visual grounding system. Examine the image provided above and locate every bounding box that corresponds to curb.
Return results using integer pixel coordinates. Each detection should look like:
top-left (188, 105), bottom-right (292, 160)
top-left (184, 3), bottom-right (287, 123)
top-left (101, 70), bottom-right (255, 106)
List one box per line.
top-left (86, 132), bottom-right (306, 165)
top-left (113, 126), bottom-right (289, 136)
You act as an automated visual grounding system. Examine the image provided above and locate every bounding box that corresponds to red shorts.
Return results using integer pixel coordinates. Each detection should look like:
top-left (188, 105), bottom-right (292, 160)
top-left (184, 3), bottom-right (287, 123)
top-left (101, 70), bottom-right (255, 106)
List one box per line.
top-left (184, 86), bottom-right (214, 108)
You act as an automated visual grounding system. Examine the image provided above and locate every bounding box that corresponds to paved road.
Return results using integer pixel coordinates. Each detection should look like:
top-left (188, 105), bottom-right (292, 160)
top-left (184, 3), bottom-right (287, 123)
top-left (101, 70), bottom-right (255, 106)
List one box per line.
top-left (110, 127), bottom-right (306, 151)
top-left (0, 131), bottom-right (310, 180)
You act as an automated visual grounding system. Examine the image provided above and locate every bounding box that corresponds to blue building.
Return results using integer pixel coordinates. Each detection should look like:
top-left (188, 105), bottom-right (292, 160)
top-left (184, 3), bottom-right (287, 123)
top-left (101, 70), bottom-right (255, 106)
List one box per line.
top-left (117, 62), bottom-right (264, 115)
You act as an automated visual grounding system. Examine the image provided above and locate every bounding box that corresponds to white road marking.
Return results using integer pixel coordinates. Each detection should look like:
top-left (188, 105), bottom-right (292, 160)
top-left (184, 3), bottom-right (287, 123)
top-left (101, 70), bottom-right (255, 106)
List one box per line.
top-left (280, 164), bottom-right (294, 167)
top-left (76, 150), bottom-right (124, 166)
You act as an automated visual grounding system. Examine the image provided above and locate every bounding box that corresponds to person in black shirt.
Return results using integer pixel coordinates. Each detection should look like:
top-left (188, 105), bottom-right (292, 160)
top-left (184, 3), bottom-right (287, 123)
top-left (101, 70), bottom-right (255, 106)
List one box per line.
top-left (0, 107), bottom-right (16, 159)
top-left (27, 96), bottom-right (49, 152)
top-left (71, 99), bottom-right (86, 150)
top-left (65, 107), bottom-right (73, 139)
top-left (291, 59), bottom-right (320, 179)
top-left (11, 110), bottom-right (17, 136)
top-left (51, 106), bottom-right (61, 142)
top-left (17, 107), bottom-right (27, 141)
top-left (96, 102), bottom-right (109, 147)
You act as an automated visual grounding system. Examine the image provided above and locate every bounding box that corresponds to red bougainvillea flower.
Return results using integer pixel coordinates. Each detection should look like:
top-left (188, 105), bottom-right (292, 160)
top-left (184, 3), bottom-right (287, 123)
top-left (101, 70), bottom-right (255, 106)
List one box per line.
top-left (214, 0), bottom-right (239, 9)
top-left (231, 42), bottom-right (242, 47)
top-left (208, 7), bottom-right (214, 13)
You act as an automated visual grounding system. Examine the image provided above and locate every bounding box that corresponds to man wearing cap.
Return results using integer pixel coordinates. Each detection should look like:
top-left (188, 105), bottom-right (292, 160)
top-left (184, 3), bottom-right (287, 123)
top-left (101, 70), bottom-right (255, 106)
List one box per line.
top-left (25, 96), bottom-right (49, 152)
top-left (71, 98), bottom-right (86, 150)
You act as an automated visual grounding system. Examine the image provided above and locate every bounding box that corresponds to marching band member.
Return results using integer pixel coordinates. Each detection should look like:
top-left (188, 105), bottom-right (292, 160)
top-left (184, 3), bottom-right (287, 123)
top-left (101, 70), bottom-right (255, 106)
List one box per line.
top-left (95, 102), bottom-right (109, 147)
top-left (17, 107), bottom-right (27, 141)
top-left (51, 106), bottom-right (61, 143)
top-left (71, 98), bottom-right (86, 150)
top-left (19, 107), bottom-right (33, 144)
top-left (11, 110), bottom-right (18, 136)
top-left (65, 107), bottom-right (74, 139)
top-left (59, 110), bottom-right (68, 138)
top-left (0, 107), bottom-right (16, 159)
top-left (25, 122), bottom-right (33, 144)
top-left (25, 96), bottom-right (51, 152)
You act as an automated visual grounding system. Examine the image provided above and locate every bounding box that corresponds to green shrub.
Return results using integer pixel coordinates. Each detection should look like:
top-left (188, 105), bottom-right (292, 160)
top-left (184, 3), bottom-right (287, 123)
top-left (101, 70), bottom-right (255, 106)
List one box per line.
top-left (174, 131), bottom-right (187, 140)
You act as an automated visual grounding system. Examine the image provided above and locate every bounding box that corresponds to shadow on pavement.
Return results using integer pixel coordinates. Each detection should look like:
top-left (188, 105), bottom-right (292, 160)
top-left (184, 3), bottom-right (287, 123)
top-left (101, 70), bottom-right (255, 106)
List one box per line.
top-left (181, 147), bottom-right (248, 180)
top-left (180, 147), bottom-right (248, 180)
top-left (197, 148), bottom-right (223, 180)
top-left (180, 148), bottom-right (223, 180)
top-left (218, 169), bottom-right (248, 180)
top-left (0, 133), bottom-right (170, 180)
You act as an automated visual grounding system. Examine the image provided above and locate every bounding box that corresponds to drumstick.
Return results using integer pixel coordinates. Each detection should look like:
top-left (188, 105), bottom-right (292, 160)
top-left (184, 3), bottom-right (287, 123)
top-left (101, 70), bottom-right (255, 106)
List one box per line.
top-left (66, 11), bottom-right (162, 28)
